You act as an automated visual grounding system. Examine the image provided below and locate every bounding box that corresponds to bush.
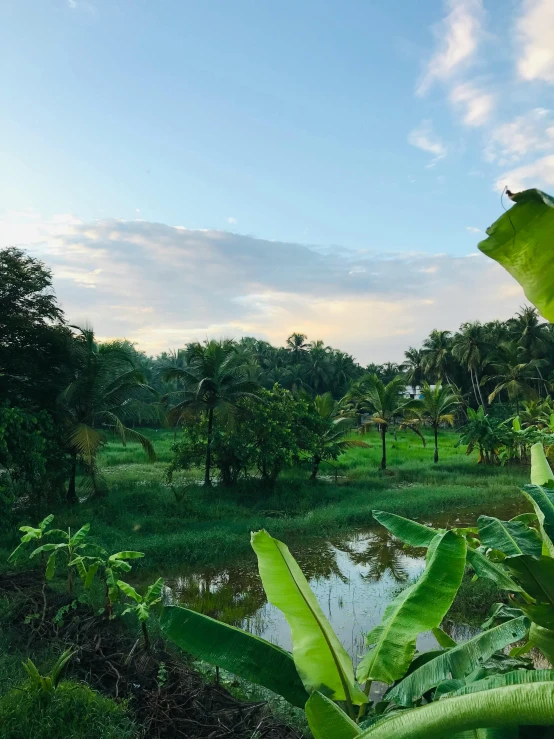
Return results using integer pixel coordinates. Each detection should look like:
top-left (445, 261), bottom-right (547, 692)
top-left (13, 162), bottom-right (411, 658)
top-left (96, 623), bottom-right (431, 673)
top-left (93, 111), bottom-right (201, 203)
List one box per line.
top-left (0, 679), bottom-right (138, 739)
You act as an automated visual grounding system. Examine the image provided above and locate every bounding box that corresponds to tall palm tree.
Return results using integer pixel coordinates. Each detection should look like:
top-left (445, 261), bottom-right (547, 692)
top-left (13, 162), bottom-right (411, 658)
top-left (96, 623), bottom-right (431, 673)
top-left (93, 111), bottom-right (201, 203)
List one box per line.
top-left (413, 382), bottom-right (460, 463)
top-left (422, 329), bottom-right (453, 384)
top-left (304, 341), bottom-right (332, 394)
top-left (163, 340), bottom-right (261, 486)
top-left (60, 327), bottom-right (157, 502)
top-left (509, 306), bottom-right (549, 395)
top-left (286, 332), bottom-right (309, 361)
top-left (485, 342), bottom-right (544, 414)
top-left (310, 393), bottom-right (369, 479)
top-left (452, 322), bottom-right (488, 408)
top-left (401, 347), bottom-right (426, 395)
top-left (355, 374), bottom-right (412, 470)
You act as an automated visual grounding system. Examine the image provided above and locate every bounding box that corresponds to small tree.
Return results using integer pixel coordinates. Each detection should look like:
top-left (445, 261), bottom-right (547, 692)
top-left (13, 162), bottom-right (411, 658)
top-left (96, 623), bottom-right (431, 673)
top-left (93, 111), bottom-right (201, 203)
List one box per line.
top-left (117, 578), bottom-right (164, 649)
top-left (412, 382), bottom-right (460, 463)
top-left (309, 393), bottom-right (369, 480)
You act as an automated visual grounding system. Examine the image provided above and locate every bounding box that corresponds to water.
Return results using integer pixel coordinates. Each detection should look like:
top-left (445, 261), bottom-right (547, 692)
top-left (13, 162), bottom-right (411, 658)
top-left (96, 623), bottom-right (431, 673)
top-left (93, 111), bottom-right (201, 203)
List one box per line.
top-left (164, 498), bottom-right (525, 669)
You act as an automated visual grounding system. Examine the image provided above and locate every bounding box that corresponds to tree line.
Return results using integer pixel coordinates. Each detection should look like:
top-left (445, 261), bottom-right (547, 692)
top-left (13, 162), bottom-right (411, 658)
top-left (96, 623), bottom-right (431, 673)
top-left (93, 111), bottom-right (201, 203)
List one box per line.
top-left (3, 245), bottom-right (554, 514)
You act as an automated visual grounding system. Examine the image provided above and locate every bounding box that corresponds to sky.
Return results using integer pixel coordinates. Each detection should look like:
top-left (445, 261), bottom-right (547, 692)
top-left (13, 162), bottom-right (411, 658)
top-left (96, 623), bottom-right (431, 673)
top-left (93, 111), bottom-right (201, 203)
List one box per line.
top-left (1, 0), bottom-right (554, 363)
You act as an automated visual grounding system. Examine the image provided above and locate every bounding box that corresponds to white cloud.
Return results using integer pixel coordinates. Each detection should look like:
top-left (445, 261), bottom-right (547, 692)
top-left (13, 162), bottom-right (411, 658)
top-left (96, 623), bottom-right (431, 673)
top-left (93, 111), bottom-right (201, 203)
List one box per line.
top-left (408, 120), bottom-right (446, 166)
top-left (9, 216), bottom-right (528, 363)
top-left (516, 0), bottom-right (554, 83)
top-left (494, 154), bottom-right (554, 193)
top-left (466, 226), bottom-right (481, 233)
top-left (417, 0), bottom-right (484, 95)
top-left (450, 83), bottom-right (494, 126)
top-left (226, 216), bottom-right (237, 225)
top-left (485, 108), bottom-right (554, 165)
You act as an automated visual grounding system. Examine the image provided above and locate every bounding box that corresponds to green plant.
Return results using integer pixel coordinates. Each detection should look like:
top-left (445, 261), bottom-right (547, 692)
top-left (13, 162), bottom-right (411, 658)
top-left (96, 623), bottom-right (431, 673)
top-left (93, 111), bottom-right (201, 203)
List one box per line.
top-left (0, 679), bottom-right (137, 739)
top-left (118, 577), bottom-right (164, 648)
top-left (30, 523), bottom-right (93, 594)
top-left (21, 648), bottom-right (73, 697)
top-left (8, 514), bottom-right (54, 563)
top-left (411, 382), bottom-right (460, 463)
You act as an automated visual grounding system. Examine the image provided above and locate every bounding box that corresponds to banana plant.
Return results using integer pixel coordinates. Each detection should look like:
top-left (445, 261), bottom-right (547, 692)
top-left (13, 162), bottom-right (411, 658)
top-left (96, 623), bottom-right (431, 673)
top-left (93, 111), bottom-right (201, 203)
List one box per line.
top-left (22, 648), bottom-right (73, 700)
top-left (8, 514), bottom-right (54, 563)
top-left (117, 577), bottom-right (164, 649)
top-left (70, 549), bottom-right (145, 615)
top-left (30, 523), bottom-right (92, 595)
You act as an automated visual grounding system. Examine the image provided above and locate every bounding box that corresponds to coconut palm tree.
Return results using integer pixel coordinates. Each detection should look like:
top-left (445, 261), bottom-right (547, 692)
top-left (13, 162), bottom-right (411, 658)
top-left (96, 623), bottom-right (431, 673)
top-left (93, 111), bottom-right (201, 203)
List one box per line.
top-left (485, 342), bottom-right (545, 414)
top-left (401, 347), bottom-right (426, 395)
top-left (422, 329), bottom-right (453, 384)
top-left (354, 374), bottom-right (412, 470)
top-left (452, 322), bottom-right (488, 408)
top-left (310, 393), bottom-right (369, 479)
top-left (509, 306), bottom-right (549, 395)
top-left (413, 382), bottom-right (460, 463)
top-left (286, 332), bottom-right (309, 360)
top-left (163, 340), bottom-right (261, 486)
top-left (60, 327), bottom-right (157, 502)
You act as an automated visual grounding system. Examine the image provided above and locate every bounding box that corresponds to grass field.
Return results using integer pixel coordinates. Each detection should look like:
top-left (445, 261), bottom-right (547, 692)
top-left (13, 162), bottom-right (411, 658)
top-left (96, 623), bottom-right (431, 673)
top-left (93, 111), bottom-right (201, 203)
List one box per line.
top-left (1, 427), bottom-right (531, 571)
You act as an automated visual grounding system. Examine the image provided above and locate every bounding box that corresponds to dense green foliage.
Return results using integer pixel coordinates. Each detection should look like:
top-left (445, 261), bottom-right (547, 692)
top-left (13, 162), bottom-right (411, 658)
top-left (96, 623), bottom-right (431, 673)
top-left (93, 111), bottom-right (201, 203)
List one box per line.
top-left (0, 679), bottom-right (137, 739)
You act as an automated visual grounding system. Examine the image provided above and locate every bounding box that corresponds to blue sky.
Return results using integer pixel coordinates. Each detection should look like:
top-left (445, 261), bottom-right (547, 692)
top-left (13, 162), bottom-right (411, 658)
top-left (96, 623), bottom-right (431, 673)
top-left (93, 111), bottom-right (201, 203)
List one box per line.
top-left (1, 0), bottom-right (553, 361)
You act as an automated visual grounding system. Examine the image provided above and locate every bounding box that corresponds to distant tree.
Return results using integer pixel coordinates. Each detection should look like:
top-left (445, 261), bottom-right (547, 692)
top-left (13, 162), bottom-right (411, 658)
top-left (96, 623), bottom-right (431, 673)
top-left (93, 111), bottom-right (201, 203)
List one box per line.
top-left (485, 342), bottom-right (544, 414)
top-left (413, 382), bottom-right (460, 463)
top-left (163, 339), bottom-right (261, 487)
top-left (452, 322), bottom-right (488, 408)
top-left (60, 327), bottom-right (157, 502)
top-left (286, 332), bottom-right (309, 360)
top-left (401, 348), bottom-right (426, 395)
top-left (353, 374), bottom-right (412, 470)
top-left (309, 393), bottom-right (369, 479)
top-left (0, 247), bottom-right (73, 410)
top-left (422, 329), bottom-right (453, 384)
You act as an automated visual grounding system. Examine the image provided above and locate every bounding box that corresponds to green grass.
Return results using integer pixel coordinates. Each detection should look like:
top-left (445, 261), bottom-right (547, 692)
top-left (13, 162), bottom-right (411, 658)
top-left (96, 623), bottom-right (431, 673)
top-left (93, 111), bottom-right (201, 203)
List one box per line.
top-left (1, 427), bottom-right (531, 571)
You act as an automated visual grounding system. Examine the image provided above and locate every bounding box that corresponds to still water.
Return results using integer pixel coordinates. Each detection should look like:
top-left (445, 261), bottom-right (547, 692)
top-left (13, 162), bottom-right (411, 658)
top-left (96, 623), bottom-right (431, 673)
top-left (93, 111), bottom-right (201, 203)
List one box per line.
top-left (164, 499), bottom-right (524, 669)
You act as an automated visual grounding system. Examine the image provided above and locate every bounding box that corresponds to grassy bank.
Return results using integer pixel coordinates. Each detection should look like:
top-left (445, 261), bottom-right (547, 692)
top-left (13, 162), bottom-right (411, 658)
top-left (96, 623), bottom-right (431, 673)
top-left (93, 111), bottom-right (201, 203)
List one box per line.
top-left (1, 428), bottom-right (530, 571)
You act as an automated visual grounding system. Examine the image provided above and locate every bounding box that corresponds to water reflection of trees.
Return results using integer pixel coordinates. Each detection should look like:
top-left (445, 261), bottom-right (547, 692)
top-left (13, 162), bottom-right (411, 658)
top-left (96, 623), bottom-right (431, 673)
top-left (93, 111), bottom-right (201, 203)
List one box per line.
top-left (334, 529), bottom-right (424, 584)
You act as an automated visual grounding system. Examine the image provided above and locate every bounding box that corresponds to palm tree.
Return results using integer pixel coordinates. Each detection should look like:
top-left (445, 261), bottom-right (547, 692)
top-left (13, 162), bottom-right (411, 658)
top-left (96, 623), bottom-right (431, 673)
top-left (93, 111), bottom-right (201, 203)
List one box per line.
top-left (413, 382), bottom-right (460, 463)
top-left (422, 330), bottom-right (453, 384)
top-left (401, 348), bottom-right (426, 395)
top-left (304, 341), bottom-right (332, 394)
top-left (355, 374), bottom-right (412, 470)
top-left (60, 327), bottom-right (157, 502)
top-left (485, 342), bottom-right (544, 414)
top-left (509, 306), bottom-right (549, 395)
top-left (310, 393), bottom-right (369, 479)
top-left (163, 339), bottom-right (261, 486)
top-left (452, 322), bottom-right (487, 408)
top-left (286, 332), bottom-right (309, 360)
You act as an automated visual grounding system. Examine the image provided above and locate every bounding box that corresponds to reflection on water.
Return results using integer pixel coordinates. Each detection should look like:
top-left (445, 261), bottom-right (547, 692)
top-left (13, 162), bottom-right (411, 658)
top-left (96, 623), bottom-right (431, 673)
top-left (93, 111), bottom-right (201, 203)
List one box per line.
top-left (165, 499), bottom-right (526, 667)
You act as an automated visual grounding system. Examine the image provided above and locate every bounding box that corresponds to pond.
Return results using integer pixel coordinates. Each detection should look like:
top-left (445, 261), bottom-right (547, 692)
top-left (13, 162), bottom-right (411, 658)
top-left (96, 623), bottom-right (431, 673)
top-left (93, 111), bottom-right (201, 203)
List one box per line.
top-left (163, 499), bottom-right (525, 670)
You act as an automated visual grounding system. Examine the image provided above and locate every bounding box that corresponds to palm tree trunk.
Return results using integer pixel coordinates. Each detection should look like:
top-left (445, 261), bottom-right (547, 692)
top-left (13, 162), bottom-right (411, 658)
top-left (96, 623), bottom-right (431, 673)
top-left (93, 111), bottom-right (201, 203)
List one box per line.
top-left (474, 368), bottom-right (486, 409)
top-left (433, 424), bottom-right (439, 463)
top-left (67, 452), bottom-right (78, 504)
top-left (310, 455), bottom-right (321, 480)
top-left (380, 426), bottom-right (387, 470)
top-left (469, 369), bottom-right (479, 407)
top-left (204, 407), bottom-right (214, 487)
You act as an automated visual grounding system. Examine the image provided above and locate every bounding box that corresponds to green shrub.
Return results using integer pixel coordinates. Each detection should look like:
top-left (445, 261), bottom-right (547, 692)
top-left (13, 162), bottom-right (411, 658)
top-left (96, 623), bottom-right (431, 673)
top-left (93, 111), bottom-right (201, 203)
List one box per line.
top-left (0, 679), bottom-right (138, 739)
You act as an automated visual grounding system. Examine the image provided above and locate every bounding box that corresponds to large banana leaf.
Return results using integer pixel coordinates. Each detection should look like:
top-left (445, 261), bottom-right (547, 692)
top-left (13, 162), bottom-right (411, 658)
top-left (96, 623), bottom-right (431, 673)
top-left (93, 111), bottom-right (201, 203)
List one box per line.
top-left (506, 554), bottom-right (554, 606)
top-left (477, 516), bottom-right (541, 557)
top-left (386, 617), bottom-right (529, 706)
top-left (478, 188), bottom-right (554, 322)
top-left (442, 669), bottom-right (554, 698)
top-left (372, 511), bottom-right (439, 547)
top-left (360, 682), bottom-right (554, 739)
top-left (531, 442), bottom-right (554, 486)
top-left (522, 484), bottom-right (554, 556)
top-left (305, 692), bottom-right (360, 739)
top-left (466, 548), bottom-right (524, 592)
top-left (160, 605), bottom-right (309, 707)
top-left (356, 531), bottom-right (466, 684)
top-left (529, 622), bottom-right (554, 664)
top-left (251, 530), bottom-right (366, 706)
